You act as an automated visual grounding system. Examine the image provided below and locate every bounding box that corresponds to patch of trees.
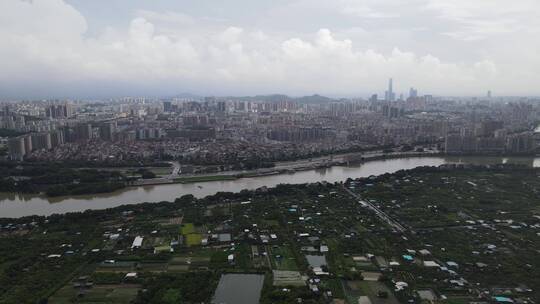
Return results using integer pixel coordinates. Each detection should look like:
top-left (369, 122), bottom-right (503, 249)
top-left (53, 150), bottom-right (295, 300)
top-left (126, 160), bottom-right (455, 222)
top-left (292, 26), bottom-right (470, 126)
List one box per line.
top-left (134, 272), bottom-right (218, 304)
top-left (261, 286), bottom-right (322, 304)
top-left (45, 182), bottom-right (125, 197)
top-left (0, 163), bottom-right (129, 196)
top-left (137, 168), bottom-right (156, 179)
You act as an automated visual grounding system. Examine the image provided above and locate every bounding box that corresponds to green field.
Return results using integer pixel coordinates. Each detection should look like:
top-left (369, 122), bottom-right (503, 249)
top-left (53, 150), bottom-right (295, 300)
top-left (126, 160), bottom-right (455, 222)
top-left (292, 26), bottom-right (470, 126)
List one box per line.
top-left (185, 234), bottom-right (202, 246)
top-left (180, 223), bottom-right (195, 235)
top-left (271, 245), bottom-right (299, 271)
top-left (180, 223), bottom-right (202, 247)
top-left (169, 254), bottom-right (211, 271)
top-left (154, 245), bottom-right (171, 253)
top-left (148, 167), bottom-right (173, 176)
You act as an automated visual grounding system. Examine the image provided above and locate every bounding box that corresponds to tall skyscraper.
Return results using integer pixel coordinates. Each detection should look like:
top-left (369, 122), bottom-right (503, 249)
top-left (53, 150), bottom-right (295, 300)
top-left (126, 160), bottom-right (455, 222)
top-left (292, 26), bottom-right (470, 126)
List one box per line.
top-left (99, 121), bottom-right (117, 141)
top-left (384, 78), bottom-right (395, 101)
top-left (487, 90), bottom-right (492, 99)
top-left (409, 87), bottom-right (418, 98)
top-left (45, 103), bottom-right (72, 119)
top-left (163, 101), bottom-right (172, 112)
top-left (8, 136), bottom-right (26, 160)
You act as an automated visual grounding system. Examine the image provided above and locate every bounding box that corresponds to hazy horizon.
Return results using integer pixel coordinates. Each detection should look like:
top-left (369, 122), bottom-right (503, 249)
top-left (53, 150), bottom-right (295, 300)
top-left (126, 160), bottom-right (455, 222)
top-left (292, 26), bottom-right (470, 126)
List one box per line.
top-left (1, 0), bottom-right (539, 99)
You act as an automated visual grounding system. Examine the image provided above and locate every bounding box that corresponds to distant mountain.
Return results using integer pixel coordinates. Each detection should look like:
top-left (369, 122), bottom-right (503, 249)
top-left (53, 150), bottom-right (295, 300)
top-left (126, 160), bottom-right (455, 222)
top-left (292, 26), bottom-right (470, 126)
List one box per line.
top-left (232, 94), bottom-right (292, 103)
top-left (167, 93), bottom-right (342, 103)
top-left (294, 94), bottom-right (335, 104)
top-left (234, 94), bottom-right (337, 104)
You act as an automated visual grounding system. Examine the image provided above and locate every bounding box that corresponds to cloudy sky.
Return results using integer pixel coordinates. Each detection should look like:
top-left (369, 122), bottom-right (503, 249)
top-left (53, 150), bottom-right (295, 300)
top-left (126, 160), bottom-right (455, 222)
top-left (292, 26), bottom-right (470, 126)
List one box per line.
top-left (1, 0), bottom-right (539, 99)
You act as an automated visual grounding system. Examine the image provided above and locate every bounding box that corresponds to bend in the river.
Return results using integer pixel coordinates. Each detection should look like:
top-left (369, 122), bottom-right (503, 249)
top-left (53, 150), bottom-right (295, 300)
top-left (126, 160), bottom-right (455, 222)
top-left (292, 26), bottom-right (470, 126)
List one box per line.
top-left (1, 155), bottom-right (539, 218)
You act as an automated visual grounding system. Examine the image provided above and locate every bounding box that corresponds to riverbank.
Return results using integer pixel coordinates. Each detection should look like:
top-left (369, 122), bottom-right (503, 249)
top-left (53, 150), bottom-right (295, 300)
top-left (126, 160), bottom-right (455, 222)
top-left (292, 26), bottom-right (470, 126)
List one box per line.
top-left (138, 151), bottom-right (444, 187)
top-left (0, 151), bottom-right (438, 199)
top-left (1, 155), bottom-right (539, 218)
top-left (173, 175), bottom-right (238, 183)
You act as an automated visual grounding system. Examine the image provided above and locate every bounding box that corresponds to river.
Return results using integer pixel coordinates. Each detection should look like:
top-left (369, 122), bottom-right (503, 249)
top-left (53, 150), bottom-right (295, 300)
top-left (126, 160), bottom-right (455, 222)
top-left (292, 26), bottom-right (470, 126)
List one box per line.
top-left (1, 155), bottom-right (539, 218)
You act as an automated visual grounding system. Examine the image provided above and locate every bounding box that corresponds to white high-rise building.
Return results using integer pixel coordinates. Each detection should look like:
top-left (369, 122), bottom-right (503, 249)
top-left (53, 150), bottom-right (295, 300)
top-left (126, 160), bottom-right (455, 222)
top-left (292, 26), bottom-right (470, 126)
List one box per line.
top-left (384, 78), bottom-right (395, 101)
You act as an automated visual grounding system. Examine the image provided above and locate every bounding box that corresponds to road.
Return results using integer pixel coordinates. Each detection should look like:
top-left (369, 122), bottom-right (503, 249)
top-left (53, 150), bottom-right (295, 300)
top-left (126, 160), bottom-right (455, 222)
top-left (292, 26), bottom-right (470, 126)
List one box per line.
top-left (146, 150), bottom-right (440, 186)
top-left (168, 161), bottom-right (181, 178)
top-left (341, 185), bottom-right (407, 233)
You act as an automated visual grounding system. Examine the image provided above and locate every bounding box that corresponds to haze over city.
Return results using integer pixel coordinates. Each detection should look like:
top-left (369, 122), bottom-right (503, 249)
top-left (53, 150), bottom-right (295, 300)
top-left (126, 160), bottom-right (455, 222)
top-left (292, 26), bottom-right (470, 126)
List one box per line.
top-left (1, 0), bottom-right (540, 98)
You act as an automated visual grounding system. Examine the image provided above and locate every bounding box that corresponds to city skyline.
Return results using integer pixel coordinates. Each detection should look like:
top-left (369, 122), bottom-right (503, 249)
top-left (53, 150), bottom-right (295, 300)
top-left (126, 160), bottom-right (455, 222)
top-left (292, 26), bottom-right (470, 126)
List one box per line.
top-left (1, 0), bottom-right (540, 98)
top-left (0, 76), bottom-right (511, 101)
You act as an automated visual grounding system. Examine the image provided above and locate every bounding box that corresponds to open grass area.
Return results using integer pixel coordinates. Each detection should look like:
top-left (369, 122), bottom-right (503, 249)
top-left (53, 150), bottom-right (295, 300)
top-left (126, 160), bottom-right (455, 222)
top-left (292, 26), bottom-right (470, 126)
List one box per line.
top-left (321, 278), bottom-right (345, 298)
top-left (148, 167), bottom-right (173, 176)
top-left (180, 223), bottom-right (202, 246)
top-left (154, 245), bottom-right (171, 253)
top-left (169, 254), bottom-right (211, 271)
top-left (173, 175), bottom-right (237, 184)
top-left (271, 245), bottom-right (299, 271)
top-left (180, 223), bottom-right (195, 235)
top-left (185, 233), bottom-right (202, 246)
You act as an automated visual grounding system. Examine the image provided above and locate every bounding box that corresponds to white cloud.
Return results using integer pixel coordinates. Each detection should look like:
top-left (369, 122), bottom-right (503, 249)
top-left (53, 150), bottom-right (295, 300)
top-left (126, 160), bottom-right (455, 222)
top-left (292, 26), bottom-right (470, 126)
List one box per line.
top-left (0, 0), bottom-right (539, 98)
top-left (424, 0), bottom-right (539, 40)
top-left (135, 9), bottom-right (196, 26)
top-left (218, 27), bottom-right (244, 44)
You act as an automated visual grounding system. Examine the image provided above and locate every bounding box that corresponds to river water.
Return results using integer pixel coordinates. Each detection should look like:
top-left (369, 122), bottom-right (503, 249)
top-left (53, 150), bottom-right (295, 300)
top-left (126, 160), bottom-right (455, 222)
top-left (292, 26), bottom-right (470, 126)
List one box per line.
top-left (212, 274), bottom-right (264, 304)
top-left (1, 156), bottom-right (539, 218)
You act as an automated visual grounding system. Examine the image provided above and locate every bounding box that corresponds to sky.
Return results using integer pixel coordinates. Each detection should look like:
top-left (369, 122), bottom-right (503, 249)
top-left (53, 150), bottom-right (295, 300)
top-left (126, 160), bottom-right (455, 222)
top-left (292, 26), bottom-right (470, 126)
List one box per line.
top-left (0, 0), bottom-right (539, 99)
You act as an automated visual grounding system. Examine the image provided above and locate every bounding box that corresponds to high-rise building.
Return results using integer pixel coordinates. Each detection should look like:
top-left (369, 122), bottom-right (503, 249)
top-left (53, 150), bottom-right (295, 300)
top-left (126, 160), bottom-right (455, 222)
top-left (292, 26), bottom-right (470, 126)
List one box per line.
top-left (507, 132), bottom-right (534, 153)
top-left (8, 136), bottom-right (26, 160)
top-left (73, 123), bottom-right (92, 142)
top-left (409, 88), bottom-right (418, 98)
top-left (487, 90), bottom-right (492, 99)
top-left (50, 130), bottom-right (65, 148)
top-left (31, 133), bottom-right (52, 151)
top-left (384, 78), bottom-right (395, 101)
top-left (99, 121), bottom-right (117, 141)
top-left (46, 103), bottom-right (72, 119)
top-left (217, 101), bottom-right (226, 112)
top-left (163, 101), bottom-right (172, 112)
top-left (382, 104), bottom-right (403, 119)
top-left (23, 135), bottom-right (32, 153)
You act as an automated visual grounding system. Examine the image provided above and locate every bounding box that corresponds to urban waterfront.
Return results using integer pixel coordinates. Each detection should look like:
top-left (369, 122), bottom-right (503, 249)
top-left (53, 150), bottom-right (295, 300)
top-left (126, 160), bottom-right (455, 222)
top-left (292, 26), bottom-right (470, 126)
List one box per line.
top-left (1, 155), bottom-right (539, 218)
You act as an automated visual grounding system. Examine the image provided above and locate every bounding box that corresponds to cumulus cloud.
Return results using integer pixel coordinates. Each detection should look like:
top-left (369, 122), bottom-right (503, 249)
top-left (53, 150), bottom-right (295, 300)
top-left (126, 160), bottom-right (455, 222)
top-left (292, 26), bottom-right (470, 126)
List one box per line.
top-left (0, 0), bottom-right (538, 98)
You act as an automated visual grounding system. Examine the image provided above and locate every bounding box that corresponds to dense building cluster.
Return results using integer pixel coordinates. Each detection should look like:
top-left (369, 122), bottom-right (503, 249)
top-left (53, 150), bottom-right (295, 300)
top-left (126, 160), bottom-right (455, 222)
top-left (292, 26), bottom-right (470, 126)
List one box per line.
top-left (2, 89), bottom-right (540, 164)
